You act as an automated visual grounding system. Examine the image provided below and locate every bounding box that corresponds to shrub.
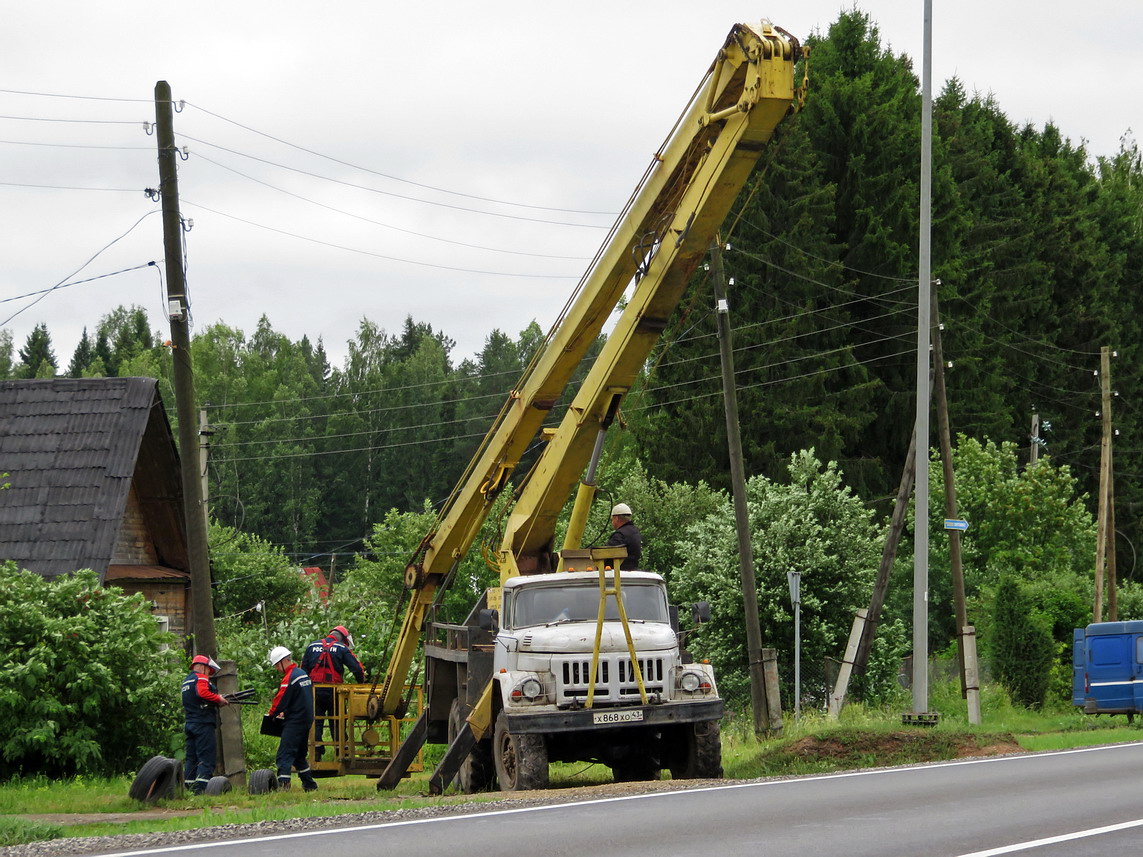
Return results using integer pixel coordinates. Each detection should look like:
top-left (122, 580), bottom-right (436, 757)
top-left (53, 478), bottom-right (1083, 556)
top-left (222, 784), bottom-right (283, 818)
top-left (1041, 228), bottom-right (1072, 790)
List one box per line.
top-left (0, 563), bottom-right (181, 778)
top-left (991, 576), bottom-right (1054, 708)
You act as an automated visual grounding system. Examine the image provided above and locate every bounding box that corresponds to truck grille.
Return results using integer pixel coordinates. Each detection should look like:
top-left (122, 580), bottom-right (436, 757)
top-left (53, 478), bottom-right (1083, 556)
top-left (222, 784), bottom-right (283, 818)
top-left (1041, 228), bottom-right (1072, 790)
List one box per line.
top-left (557, 655), bottom-right (665, 703)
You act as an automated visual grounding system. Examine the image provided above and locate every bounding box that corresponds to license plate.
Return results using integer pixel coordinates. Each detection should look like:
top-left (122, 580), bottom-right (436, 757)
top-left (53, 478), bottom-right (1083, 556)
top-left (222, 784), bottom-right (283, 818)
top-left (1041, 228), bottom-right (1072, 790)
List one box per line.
top-left (592, 709), bottom-right (644, 724)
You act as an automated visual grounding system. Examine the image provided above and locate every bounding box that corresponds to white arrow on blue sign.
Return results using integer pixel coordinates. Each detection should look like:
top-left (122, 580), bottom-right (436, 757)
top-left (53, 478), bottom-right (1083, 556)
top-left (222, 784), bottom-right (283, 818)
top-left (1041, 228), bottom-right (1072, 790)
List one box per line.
top-left (943, 519), bottom-right (969, 532)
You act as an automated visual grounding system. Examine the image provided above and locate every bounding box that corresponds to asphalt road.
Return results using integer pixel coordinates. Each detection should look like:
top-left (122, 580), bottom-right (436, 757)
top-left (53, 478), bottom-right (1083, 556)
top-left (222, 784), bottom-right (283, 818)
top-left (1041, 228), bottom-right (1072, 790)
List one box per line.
top-left (98, 742), bottom-right (1143, 857)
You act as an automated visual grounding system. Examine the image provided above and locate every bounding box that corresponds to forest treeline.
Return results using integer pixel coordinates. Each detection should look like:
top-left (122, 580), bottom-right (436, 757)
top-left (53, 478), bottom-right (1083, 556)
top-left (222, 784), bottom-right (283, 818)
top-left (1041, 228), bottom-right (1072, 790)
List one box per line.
top-left (3, 11), bottom-right (1140, 578)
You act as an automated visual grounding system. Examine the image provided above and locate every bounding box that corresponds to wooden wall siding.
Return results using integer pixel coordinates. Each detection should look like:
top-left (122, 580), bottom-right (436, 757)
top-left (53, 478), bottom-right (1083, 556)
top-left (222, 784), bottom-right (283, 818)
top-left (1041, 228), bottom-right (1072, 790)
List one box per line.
top-left (112, 485), bottom-right (160, 564)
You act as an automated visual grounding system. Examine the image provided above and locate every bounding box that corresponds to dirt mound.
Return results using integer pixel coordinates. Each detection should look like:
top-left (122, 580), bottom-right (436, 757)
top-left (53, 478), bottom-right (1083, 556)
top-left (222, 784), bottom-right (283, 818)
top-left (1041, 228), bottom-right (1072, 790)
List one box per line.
top-left (781, 729), bottom-right (1022, 768)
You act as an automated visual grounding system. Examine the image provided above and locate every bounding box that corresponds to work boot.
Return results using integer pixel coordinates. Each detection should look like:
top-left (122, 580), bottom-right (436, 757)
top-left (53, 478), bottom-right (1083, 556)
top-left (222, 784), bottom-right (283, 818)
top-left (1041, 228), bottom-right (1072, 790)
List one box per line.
top-left (302, 780), bottom-right (318, 793)
top-left (277, 777), bottom-right (291, 791)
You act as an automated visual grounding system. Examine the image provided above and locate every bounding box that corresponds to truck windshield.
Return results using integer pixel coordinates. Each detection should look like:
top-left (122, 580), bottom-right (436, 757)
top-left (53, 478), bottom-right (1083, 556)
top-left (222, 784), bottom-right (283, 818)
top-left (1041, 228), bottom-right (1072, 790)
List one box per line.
top-left (510, 582), bottom-right (669, 628)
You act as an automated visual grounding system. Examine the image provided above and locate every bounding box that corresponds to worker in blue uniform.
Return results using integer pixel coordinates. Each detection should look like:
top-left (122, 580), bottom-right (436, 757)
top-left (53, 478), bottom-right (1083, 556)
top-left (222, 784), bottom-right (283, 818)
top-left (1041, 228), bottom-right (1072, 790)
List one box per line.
top-left (302, 625), bottom-right (365, 758)
top-left (181, 655), bottom-right (229, 794)
top-left (266, 645), bottom-right (317, 791)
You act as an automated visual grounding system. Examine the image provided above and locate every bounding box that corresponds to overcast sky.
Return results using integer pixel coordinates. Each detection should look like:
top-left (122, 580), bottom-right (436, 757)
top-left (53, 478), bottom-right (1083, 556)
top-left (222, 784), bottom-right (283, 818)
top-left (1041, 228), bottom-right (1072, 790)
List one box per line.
top-left (2, 1), bottom-right (1139, 371)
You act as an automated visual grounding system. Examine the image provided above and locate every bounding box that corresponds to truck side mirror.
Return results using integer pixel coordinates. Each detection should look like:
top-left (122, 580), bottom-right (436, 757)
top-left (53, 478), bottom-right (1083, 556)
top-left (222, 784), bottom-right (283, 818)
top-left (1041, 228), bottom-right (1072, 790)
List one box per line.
top-left (691, 601), bottom-right (711, 624)
top-left (478, 608), bottom-right (499, 632)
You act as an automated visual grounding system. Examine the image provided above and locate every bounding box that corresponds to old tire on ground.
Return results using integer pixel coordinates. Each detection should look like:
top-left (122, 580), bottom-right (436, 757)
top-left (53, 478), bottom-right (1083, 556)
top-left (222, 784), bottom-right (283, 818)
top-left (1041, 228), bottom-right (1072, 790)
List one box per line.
top-left (204, 775), bottom-right (232, 796)
top-left (248, 768), bottom-right (279, 795)
top-left (669, 720), bottom-right (723, 779)
top-left (129, 756), bottom-right (179, 803)
top-left (492, 711), bottom-right (548, 791)
top-left (448, 699), bottom-right (495, 793)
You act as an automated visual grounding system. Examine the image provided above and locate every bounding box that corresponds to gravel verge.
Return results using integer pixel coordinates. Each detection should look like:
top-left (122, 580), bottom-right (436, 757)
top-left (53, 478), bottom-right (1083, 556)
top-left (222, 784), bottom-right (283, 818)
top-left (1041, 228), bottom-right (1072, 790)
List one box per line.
top-left (0, 780), bottom-right (723, 857)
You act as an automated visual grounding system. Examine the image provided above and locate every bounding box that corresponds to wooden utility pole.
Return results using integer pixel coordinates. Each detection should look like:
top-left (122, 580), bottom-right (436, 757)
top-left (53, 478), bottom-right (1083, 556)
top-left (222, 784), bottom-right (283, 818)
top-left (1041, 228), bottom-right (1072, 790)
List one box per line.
top-left (854, 429), bottom-right (917, 674)
top-left (711, 239), bottom-right (778, 735)
top-left (199, 408), bottom-right (213, 532)
top-left (155, 81), bottom-right (216, 657)
top-left (1108, 444), bottom-right (1118, 620)
top-left (931, 292), bottom-right (979, 723)
top-left (1094, 347), bottom-right (1113, 622)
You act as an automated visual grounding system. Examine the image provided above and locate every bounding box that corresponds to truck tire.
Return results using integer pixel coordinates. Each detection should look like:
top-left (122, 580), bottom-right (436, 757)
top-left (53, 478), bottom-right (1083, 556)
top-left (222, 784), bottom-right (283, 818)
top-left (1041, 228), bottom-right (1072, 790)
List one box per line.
top-left (449, 699), bottom-right (494, 793)
top-left (669, 720), bottom-right (723, 779)
top-left (492, 712), bottom-right (548, 791)
top-left (129, 756), bottom-right (179, 803)
top-left (248, 768), bottom-right (279, 795)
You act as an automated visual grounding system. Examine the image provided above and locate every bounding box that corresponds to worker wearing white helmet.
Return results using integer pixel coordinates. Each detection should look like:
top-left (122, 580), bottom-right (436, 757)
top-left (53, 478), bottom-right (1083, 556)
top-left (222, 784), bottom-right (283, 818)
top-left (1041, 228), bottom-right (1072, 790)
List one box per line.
top-left (265, 646), bottom-right (317, 792)
top-left (604, 502), bottom-right (642, 570)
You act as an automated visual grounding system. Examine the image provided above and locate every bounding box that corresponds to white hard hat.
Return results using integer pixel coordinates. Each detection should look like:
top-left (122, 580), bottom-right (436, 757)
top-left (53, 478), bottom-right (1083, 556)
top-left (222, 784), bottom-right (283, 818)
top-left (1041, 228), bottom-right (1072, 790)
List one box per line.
top-left (611, 503), bottom-right (633, 517)
top-left (268, 645), bottom-right (292, 666)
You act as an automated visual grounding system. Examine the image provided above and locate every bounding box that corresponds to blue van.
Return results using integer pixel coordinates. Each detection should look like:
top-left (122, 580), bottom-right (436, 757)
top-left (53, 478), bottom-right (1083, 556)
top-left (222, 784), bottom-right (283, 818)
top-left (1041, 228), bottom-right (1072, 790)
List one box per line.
top-left (1072, 620), bottom-right (1143, 721)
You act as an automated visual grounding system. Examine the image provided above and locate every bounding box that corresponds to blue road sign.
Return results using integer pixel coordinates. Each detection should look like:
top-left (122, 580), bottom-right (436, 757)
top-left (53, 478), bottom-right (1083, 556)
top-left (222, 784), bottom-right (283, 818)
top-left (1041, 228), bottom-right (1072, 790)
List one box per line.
top-left (943, 518), bottom-right (969, 532)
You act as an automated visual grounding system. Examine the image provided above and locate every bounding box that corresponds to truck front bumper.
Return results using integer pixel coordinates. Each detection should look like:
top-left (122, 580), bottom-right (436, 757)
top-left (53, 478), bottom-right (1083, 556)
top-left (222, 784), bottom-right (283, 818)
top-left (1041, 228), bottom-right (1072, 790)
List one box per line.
top-left (504, 698), bottom-right (723, 734)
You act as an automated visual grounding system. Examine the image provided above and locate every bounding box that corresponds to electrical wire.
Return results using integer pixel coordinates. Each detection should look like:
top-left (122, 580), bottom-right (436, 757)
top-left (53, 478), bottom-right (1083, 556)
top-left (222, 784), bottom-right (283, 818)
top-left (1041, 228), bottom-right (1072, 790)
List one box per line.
top-left (180, 199), bottom-right (583, 279)
top-left (0, 210), bottom-right (160, 327)
top-left (0, 261), bottom-right (158, 305)
top-left (178, 133), bottom-right (609, 229)
top-left (183, 102), bottom-right (616, 217)
top-left (190, 151), bottom-right (591, 260)
top-left (0, 180), bottom-right (142, 192)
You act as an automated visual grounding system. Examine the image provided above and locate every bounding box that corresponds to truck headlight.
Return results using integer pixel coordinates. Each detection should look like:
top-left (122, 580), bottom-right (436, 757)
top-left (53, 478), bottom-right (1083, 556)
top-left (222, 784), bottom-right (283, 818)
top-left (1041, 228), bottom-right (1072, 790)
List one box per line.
top-left (680, 671), bottom-right (702, 692)
top-left (510, 676), bottom-right (545, 702)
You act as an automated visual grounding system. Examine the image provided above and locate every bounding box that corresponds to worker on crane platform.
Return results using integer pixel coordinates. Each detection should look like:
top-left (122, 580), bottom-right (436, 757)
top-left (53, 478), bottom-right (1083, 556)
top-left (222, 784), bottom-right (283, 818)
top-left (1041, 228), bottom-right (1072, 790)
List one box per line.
top-left (604, 503), bottom-right (643, 570)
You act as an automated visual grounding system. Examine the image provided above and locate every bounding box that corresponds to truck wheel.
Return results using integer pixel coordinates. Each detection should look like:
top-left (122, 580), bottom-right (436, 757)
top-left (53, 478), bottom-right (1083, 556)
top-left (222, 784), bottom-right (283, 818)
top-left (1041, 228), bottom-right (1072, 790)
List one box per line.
top-left (449, 699), bottom-right (494, 793)
top-left (492, 712), bottom-right (548, 791)
top-left (129, 756), bottom-right (179, 803)
top-left (669, 720), bottom-right (723, 779)
top-left (248, 768), bottom-right (279, 795)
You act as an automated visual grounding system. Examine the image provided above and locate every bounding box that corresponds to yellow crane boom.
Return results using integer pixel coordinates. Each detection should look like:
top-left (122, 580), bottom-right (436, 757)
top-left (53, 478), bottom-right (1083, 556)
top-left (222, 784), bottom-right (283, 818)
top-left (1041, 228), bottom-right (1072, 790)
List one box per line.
top-left (377, 21), bottom-right (804, 719)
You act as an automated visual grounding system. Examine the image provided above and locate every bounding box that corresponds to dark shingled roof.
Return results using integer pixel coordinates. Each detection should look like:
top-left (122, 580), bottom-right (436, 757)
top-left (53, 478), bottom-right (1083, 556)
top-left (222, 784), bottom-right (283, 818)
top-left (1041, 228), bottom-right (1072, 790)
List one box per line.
top-left (0, 377), bottom-right (188, 581)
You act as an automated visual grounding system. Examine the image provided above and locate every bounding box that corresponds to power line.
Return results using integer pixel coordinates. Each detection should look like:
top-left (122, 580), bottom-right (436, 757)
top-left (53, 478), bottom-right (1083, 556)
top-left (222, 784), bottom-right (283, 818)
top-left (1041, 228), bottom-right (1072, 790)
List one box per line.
top-left (180, 199), bottom-right (583, 279)
top-left (0, 138), bottom-right (151, 151)
top-left (0, 180), bottom-right (142, 192)
top-left (190, 151), bottom-right (590, 261)
top-left (0, 87), bottom-right (152, 103)
top-left (183, 102), bottom-right (616, 217)
top-left (0, 114), bottom-right (143, 125)
top-left (0, 211), bottom-right (160, 327)
top-left (0, 261), bottom-right (158, 305)
top-left (178, 132), bottom-right (609, 229)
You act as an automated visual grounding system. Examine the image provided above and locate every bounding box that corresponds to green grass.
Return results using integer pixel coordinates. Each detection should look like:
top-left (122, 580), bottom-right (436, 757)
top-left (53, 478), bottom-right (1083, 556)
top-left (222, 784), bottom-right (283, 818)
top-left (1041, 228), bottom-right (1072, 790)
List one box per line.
top-left (0, 816), bottom-right (64, 846)
top-left (4, 689), bottom-right (1142, 846)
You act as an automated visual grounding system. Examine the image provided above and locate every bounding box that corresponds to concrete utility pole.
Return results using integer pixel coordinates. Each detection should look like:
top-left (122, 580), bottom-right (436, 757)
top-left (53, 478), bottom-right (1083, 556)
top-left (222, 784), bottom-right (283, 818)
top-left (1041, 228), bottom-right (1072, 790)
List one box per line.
top-left (1029, 412), bottom-right (1040, 465)
top-left (154, 81), bottom-right (216, 657)
top-left (1094, 346), bottom-right (1116, 622)
top-left (711, 239), bottom-right (780, 735)
top-left (911, 0), bottom-right (934, 720)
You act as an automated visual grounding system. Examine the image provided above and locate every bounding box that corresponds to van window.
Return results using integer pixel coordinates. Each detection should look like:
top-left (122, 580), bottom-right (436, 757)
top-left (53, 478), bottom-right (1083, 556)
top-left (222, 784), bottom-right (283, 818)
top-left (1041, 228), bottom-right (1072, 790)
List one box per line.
top-left (1136, 637), bottom-right (1143, 664)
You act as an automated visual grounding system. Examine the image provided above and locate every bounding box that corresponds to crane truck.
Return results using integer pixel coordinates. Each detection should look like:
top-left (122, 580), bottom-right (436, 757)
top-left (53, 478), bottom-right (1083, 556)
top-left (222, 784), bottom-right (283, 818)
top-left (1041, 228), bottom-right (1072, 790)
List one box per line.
top-left (308, 19), bottom-right (805, 792)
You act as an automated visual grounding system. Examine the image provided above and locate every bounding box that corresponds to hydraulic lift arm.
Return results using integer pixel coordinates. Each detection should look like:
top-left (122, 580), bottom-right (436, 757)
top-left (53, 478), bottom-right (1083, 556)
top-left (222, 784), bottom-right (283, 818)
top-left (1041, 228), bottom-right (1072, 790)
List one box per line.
top-left (375, 21), bottom-right (804, 721)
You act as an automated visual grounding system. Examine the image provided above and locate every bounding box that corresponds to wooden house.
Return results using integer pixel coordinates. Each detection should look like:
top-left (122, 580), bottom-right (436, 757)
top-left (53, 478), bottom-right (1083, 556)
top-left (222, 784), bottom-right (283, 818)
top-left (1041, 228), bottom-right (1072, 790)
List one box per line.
top-left (0, 377), bottom-right (191, 638)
